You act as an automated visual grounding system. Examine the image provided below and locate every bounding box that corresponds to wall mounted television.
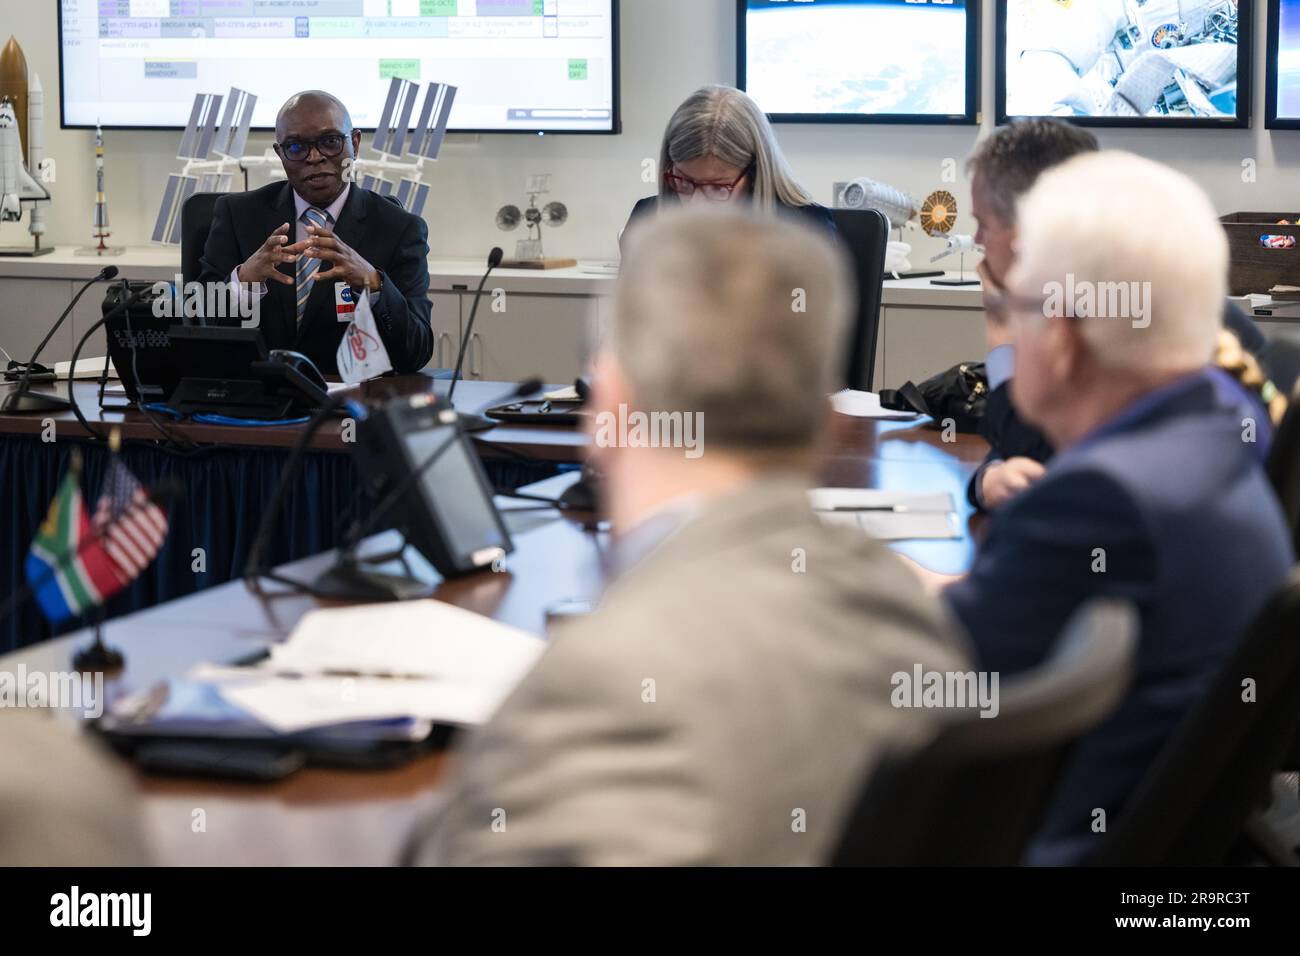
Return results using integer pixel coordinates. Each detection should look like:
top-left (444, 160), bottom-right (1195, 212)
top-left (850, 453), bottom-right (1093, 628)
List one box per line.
top-left (736, 0), bottom-right (980, 126)
top-left (997, 0), bottom-right (1250, 129)
top-left (1267, 0), bottom-right (1300, 128)
top-left (57, 0), bottom-right (620, 135)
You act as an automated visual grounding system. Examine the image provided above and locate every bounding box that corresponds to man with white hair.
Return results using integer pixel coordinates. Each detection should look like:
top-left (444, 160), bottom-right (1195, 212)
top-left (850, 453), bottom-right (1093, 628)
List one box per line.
top-left (413, 209), bottom-right (966, 866)
top-left (942, 151), bottom-right (1293, 865)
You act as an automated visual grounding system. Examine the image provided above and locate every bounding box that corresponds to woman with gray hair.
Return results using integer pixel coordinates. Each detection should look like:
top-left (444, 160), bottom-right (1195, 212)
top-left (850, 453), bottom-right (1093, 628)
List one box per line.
top-left (624, 85), bottom-right (834, 240)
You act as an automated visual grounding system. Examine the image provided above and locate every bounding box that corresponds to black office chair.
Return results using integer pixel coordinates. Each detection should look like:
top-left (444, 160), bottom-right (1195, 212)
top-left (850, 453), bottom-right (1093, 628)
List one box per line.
top-left (830, 598), bottom-right (1138, 866)
top-left (1262, 331), bottom-right (1300, 404)
top-left (829, 208), bottom-right (889, 392)
top-left (1267, 399), bottom-right (1300, 557)
top-left (180, 192), bottom-right (224, 287)
top-left (1087, 570), bottom-right (1300, 866)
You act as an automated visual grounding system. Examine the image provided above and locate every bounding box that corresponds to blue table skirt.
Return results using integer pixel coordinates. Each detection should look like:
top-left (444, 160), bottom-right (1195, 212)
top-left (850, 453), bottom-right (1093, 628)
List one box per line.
top-left (0, 437), bottom-right (552, 653)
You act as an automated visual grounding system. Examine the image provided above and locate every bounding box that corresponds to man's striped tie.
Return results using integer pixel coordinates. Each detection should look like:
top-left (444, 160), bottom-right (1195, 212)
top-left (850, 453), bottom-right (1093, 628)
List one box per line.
top-left (296, 206), bottom-right (330, 323)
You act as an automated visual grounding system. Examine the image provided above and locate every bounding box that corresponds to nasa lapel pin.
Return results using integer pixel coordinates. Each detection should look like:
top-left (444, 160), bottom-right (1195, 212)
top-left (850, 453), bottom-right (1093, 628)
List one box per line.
top-left (335, 283), bottom-right (357, 323)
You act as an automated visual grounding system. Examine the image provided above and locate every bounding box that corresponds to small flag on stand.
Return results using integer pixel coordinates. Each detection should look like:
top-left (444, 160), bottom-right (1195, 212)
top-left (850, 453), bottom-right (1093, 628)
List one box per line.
top-left (93, 456), bottom-right (169, 585)
top-left (24, 442), bottom-right (169, 629)
top-left (335, 284), bottom-right (394, 385)
top-left (25, 459), bottom-right (126, 627)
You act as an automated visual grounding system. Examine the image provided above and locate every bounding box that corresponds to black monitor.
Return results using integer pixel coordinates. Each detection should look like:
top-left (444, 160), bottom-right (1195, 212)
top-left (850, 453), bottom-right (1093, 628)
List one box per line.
top-left (353, 393), bottom-right (513, 579)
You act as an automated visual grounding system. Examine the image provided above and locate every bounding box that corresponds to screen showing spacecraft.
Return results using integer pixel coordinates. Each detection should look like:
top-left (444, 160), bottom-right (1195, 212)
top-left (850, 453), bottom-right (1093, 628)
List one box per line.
top-left (58, 0), bottom-right (617, 132)
top-left (1003, 0), bottom-right (1241, 121)
top-left (1275, 0), bottom-right (1300, 120)
top-left (741, 0), bottom-right (972, 118)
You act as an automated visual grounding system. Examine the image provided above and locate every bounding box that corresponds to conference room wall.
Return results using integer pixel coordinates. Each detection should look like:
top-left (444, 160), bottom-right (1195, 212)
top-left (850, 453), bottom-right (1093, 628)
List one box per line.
top-left (6, 1), bottom-right (1297, 261)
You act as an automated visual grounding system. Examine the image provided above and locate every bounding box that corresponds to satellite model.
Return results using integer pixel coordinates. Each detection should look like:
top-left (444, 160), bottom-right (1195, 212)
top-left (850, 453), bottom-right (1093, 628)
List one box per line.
top-left (0, 35), bottom-right (51, 257)
top-left (839, 179), bottom-right (975, 282)
top-left (495, 175), bottom-right (575, 269)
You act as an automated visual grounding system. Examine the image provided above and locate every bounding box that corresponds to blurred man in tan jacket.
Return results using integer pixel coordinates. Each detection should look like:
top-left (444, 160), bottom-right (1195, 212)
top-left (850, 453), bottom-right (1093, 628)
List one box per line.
top-left (0, 713), bottom-right (148, 865)
top-left (414, 209), bottom-right (968, 866)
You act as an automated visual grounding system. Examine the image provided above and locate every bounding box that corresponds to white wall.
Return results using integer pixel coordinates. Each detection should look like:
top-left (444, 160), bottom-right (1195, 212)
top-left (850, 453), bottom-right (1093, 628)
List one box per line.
top-left (4, 0), bottom-right (1298, 262)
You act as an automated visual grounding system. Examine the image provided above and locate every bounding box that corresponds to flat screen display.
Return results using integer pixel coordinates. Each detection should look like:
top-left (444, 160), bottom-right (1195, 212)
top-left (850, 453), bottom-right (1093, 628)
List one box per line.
top-left (998, 0), bottom-right (1249, 127)
top-left (1268, 0), bottom-right (1300, 128)
top-left (58, 0), bottom-right (620, 133)
top-left (737, 0), bottom-right (979, 125)
top-left (403, 424), bottom-right (510, 567)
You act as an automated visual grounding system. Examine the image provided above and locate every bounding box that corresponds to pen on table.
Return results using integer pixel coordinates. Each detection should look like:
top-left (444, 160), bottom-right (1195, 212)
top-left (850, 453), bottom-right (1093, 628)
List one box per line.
top-left (829, 505), bottom-right (915, 513)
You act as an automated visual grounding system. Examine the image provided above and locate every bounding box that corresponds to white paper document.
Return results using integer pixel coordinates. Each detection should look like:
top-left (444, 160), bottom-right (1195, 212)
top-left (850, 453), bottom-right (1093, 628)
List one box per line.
top-left (810, 488), bottom-right (959, 541)
top-left (830, 389), bottom-right (922, 420)
top-left (219, 675), bottom-right (512, 734)
top-left (207, 601), bottom-right (547, 733)
top-left (53, 357), bottom-right (116, 380)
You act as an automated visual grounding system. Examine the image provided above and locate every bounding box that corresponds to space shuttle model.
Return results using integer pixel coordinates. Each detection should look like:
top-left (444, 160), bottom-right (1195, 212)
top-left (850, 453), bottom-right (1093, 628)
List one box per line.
top-left (0, 35), bottom-right (51, 256)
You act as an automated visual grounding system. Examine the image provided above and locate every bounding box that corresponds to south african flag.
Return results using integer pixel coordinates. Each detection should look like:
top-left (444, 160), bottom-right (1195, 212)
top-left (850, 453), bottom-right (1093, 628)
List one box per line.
top-left (25, 469), bottom-right (128, 626)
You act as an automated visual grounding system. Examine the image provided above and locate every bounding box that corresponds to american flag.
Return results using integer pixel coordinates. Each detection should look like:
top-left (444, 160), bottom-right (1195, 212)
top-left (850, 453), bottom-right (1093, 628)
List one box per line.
top-left (93, 458), bottom-right (168, 584)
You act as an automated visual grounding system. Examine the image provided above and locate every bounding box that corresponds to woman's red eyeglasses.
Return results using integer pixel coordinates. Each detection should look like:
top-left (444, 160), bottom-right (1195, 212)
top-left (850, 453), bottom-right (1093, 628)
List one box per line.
top-left (664, 167), bottom-right (750, 201)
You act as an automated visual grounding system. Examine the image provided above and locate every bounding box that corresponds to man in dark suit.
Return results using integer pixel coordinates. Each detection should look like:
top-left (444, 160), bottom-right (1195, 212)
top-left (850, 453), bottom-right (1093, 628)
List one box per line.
top-left (198, 90), bottom-right (433, 374)
top-left (938, 152), bottom-right (1294, 865)
top-left (966, 121), bottom-right (1273, 510)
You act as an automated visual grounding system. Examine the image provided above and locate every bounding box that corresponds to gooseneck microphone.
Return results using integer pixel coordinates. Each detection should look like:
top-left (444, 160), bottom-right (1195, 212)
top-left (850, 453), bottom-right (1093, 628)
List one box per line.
top-left (2, 265), bottom-right (120, 413)
top-left (446, 246), bottom-right (504, 431)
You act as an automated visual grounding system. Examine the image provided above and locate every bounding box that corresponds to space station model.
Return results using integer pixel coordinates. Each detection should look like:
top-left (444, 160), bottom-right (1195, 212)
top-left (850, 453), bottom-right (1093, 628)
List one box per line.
top-left (837, 178), bottom-right (969, 279)
top-left (152, 77), bottom-right (455, 246)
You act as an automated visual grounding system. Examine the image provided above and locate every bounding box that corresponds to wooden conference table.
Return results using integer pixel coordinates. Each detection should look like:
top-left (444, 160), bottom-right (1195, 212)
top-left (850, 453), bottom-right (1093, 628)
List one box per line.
top-left (0, 399), bottom-right (988, 866)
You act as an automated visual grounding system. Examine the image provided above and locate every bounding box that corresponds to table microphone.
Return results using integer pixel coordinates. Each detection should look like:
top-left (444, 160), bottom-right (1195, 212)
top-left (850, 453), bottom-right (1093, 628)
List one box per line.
top-left (446, 246), bottom-right (504, 431)
top-left (2, 265), bottom-right (120, 413)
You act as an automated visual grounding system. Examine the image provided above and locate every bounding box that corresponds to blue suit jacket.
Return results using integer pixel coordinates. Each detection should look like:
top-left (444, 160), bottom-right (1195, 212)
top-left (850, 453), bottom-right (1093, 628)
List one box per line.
top-left (946, 369), bottom-right (1293, 865)
top-left (967, 303), bottom-right (1269, 510)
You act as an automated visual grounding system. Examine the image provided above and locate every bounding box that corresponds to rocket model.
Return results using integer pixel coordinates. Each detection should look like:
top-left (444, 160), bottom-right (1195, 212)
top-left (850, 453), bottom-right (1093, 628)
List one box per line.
top-left (0, 36), bottom-right (50, 253)
top-left (92, 123), bottom-right (110, 252)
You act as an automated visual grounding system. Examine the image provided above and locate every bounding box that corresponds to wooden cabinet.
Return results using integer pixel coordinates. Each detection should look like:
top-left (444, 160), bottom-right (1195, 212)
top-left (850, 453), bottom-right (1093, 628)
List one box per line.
top-left (470, 292), bottom-right (595, 384)
top-left (426, 288), bottom-right (597, 385)
top-left (427, 291), bottom-right (461, 371)
top-left (1, 278), bottom-right (77, 363)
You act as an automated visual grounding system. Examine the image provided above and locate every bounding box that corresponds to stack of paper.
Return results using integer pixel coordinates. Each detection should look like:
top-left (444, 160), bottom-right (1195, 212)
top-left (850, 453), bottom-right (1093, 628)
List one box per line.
top-left (204, 602), bottom-right (546, 734)
top-left (830, 389), bottom-right (922, 421)
top-left (809, 488), bottom-right (958, 541)
top-left (542, 385), bottom-right (580, 401)
top-left (53, 357), bottom-right (116, 380)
